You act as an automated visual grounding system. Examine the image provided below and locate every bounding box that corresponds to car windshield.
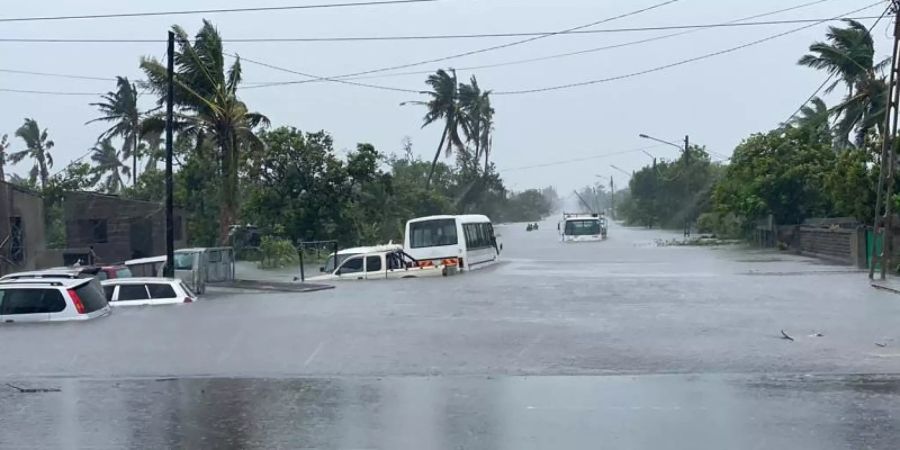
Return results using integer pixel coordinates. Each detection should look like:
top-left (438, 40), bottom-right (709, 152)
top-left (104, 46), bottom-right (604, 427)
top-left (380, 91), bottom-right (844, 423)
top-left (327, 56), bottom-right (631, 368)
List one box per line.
top-left (74, 280), bottom-right (108, 313)
top-left (323, 253), bottom-right (356, 273)
top-left (6, 4), bottom-right (899, 447)
top-left (564, 220), bottom-right (601, 236)
top-left (173, 253), bottom-right (194, 270)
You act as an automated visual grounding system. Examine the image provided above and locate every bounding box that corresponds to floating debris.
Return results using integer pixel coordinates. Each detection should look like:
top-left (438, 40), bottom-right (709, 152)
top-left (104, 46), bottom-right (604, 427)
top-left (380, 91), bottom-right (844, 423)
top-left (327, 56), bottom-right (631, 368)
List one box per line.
top-left (780, 330), bottom-right (795, 341)
top-left (5, 383), bottom-right (60, 393)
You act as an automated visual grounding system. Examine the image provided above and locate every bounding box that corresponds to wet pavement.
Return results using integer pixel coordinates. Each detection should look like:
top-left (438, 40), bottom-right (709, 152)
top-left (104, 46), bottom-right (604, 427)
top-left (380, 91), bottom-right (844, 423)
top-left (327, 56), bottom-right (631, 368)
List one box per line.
top-left (3, 221), bottom-right (900, 448)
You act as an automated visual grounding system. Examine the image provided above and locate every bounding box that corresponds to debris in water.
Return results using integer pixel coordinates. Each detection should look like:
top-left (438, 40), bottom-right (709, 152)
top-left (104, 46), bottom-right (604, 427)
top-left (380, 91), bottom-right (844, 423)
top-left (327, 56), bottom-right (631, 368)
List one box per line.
top-left (809, 332), bottom-right (824, 337)
top-left (875, 342), bottom-right (888, 348)
top-left (5, 383), bottom-right (60, 393)
top-left (780, 330), bottom-right (794, 341)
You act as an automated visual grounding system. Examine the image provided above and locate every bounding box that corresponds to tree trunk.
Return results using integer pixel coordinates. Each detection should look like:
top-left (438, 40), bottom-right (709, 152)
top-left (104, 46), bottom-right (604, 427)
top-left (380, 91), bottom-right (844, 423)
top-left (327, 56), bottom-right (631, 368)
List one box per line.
top-left (38, 153), bottom-right (48, 191)
top-left (472, 123), bottom-right (481, 171)
top-left (218, 132), bottom-right (239, 244)
top-left (483, 135), bottom-right (492, 177)
top-left (426, 122), bottom-right (450, 189)
top-left (132, 132), bottom-right (138, 186)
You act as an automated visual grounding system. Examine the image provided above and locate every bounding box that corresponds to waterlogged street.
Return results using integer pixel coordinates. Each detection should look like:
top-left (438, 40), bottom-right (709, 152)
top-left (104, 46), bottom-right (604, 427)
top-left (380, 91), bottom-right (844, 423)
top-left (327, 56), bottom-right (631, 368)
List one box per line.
top-left (4, 222), bottom-right (900, 449)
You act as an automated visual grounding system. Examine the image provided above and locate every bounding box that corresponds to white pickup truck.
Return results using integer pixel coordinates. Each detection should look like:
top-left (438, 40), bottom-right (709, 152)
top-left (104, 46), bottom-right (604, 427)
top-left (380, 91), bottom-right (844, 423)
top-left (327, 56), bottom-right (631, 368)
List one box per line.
top-left (308, 249), bottom-right (458, 281)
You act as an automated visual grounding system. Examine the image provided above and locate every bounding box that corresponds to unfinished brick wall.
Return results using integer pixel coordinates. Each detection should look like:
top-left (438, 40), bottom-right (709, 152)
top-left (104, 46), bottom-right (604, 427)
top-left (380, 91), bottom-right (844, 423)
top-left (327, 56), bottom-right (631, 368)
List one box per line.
top-left (796, 227), bottom-right (855, 264)
top-left (64, 192), bottom-right (187, 263)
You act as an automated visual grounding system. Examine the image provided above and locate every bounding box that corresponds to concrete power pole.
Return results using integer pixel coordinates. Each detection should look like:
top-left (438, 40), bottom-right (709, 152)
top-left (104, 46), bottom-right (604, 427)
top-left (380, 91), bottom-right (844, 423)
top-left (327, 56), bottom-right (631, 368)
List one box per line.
top-left (870, 1), bottom-right (900, 280)
top-left (610, 176), bottom-right (615, 220)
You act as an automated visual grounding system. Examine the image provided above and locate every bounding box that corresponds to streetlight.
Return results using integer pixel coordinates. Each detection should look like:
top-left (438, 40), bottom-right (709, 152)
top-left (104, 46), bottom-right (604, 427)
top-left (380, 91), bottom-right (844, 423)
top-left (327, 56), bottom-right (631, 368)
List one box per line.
top-left (638, 133), bottom-right (689, 153)
top-left (609, 164), bottom-right (630, 176)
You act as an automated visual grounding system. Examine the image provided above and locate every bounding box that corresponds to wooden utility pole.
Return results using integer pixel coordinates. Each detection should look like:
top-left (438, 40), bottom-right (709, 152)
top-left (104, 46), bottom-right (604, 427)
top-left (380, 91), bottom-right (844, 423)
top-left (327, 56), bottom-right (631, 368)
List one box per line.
top-left (164, 31), bottom-right (175, 278)
top-left (870, 1), bottom-right (900, 280)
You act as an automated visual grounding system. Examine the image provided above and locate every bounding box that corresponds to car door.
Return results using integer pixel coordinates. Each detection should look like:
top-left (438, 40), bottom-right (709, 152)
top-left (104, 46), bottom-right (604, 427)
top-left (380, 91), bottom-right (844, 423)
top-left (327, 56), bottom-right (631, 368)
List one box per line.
top-left (0, 288), bottom-right (54, 323)
top-left (335, 256), bottom-right (365, 280)
top-left (113, 284), bottom-right (152, 306)
top-left (365, 255), bottom-right (386, 280)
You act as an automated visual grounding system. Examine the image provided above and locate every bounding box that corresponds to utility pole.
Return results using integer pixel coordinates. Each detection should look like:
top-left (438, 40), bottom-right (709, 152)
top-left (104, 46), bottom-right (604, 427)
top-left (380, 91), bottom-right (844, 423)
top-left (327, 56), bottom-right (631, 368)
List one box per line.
top-left (684, 135), bottom-right (690, 162)
top-left (164, 31), bottom-right (175, 278)
top-left (610, 176), bottom-right (615, 220)
top-left (870, 1), bottom-right (900, 280)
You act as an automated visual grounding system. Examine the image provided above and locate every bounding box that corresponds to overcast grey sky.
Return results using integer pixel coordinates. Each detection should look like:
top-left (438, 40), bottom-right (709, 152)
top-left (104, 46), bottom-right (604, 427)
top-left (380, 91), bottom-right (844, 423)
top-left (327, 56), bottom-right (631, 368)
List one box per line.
top-left (0, 0), bottom-right (893, 193)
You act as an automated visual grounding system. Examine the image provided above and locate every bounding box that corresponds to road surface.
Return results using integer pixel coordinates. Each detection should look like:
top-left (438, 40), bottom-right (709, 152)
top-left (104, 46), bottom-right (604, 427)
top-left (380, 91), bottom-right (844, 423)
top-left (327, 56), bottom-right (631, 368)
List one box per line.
top-left (3, 221), bottom-right (900, 449)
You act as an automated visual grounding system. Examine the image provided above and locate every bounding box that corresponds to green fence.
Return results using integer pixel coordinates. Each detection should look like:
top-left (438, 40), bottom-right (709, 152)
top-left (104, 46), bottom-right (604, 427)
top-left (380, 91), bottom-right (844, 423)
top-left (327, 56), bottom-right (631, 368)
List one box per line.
top-left (866, 229), bottom-right (883, 270)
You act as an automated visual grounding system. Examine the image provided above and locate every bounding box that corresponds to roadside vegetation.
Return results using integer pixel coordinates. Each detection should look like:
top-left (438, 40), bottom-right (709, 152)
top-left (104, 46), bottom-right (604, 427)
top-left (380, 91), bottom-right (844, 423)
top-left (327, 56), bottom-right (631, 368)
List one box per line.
top-left (1, 21), bottom-right (558, 251)
top-left (613, 19), bottom-right (888, 238)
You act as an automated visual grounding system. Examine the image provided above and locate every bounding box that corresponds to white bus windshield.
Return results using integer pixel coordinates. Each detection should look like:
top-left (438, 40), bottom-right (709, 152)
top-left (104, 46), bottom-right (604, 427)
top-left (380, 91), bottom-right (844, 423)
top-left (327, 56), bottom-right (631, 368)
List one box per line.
top-left (564, 220), bottom-right (601, 236)
top-left (409, 219), bottom-right (459, 248)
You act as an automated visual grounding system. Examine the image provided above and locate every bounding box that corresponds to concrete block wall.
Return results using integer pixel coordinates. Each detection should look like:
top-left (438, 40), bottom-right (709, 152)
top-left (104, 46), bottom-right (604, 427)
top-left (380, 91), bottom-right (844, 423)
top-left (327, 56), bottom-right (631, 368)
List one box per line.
top-left (796, 227), bottom-right (856, 265)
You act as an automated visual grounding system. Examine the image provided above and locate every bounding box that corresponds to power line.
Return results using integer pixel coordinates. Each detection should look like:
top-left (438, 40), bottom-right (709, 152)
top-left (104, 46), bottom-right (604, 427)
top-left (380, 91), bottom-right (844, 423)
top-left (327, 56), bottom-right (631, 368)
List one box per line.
top-left (0, 68), bottom-right (116, 81)
top-left (0, 15), bottom-right (886, 44)
top-left (504, 146), bottom-right (664, 172)
top-left (493, 2), bottom-right (884, 95)
top-left (318, 0), bottom-right (682, 81)
top-left (0, 0), bottom-right (850, 91)
top-left (0, 0), bottom-right (440, 23)
top-left (233, 54), bottom-right (420, 93)
top-left (0, 88), bottom-right (101, 96)
top-left (781, 3), bottom-right (891, 126)
top-left (249, 0), bottom-right (852, 86)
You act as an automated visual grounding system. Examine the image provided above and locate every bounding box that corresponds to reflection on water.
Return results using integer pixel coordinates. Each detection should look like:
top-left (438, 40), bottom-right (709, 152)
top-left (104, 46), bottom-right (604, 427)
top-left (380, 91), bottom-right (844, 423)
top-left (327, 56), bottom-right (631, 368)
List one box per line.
top-left (2, 374), bottom-right (900, 449)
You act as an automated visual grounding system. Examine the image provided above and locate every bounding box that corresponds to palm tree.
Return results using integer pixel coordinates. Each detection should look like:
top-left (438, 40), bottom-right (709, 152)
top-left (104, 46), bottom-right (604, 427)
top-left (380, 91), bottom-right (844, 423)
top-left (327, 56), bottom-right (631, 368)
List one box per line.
top-left (0, 134), bottom-right (8, 182)
top-left (798, 19), bottom-right (890, 146)
top-left (87, 76), bottom-right (143, 184)
top-left (140, 20), bottom-right (269, 243)
top-left (9, 118), bottom-right (54, 190)
top-left (410, 69), bottom-right (464, 188)
top-left (788, 97), bottom-right (830, 133)
top-left (140, 127), bottom-right (164, 172)
top-left (90, 139), bottom-right (130, 193)
top-left (459, 76), bottom-right (494, 174)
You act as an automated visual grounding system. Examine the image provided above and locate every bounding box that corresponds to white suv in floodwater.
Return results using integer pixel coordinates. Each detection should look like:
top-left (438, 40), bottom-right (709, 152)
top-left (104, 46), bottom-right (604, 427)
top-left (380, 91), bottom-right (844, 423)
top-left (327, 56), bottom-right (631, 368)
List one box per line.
top-left (0, 278), bottom-right (111, 323)
top-left (101, 278), bottom-right (198, 306)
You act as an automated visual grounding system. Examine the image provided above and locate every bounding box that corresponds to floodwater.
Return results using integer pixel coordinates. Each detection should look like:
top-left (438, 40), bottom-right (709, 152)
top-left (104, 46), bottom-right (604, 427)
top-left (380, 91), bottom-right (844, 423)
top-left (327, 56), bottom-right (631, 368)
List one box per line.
top-left (3, 221), bottom-right (900, 448)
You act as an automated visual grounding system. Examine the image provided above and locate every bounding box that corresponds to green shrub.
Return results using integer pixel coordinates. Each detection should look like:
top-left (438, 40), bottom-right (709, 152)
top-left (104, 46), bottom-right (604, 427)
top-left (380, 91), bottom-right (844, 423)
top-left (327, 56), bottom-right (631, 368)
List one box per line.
top-left (258, 236), bottom-right (298, 269)
top-left (696, 212), bottom-right (743, 238)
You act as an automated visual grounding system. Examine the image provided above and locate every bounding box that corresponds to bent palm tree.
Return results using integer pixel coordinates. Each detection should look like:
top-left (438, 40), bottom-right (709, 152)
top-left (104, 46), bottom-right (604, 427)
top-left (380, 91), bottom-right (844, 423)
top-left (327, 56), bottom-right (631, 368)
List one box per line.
top-left (410, 69), bottom-right (464, 188)
top-left (141, 20), bottom-right (269, 242)
top-left (458, 76), bottom-right (495, 173)
top-left (90, 139), bottom-right (130, 193)
top-left (87, 76), bottom-right (143, 184)
top-left (798, 19), bottom-right (889, 146)
top-left (788, 97), bottom-right (830, 133)
top-left (9, 118), bottom-right (54, 190)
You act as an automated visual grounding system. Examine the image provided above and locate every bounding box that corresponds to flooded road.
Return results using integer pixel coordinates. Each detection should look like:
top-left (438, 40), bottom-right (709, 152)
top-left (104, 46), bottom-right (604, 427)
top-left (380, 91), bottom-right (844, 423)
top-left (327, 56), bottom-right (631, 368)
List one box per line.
top-left (3, 221), bottom-right (900, 448)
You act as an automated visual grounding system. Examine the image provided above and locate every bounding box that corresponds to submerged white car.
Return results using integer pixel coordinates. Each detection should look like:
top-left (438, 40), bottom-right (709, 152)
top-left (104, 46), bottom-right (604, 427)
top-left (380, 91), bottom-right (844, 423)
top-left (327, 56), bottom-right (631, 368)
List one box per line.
top-left (309, 249), bottom-right (457, 282)
top-left (101, 278), bottom-right (198, 306)
top-left (559, 213), bottom-right (608, 242)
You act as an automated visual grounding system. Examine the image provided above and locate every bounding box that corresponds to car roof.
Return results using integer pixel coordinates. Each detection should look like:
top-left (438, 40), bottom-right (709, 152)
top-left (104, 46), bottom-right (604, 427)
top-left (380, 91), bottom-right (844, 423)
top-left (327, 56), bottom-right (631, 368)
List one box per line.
top-left (336, 244), bottom-right (402, 255)
top-left (2, 269), bottom-right (82, 278)
top-left (408, 214), bottom-right (492, 224)
top-left (101, 277), bottom-right (182, 285)
top-left (125, 256), bottom-right (167, 265)
top-left (0, 277), bottom-right (90, 288)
